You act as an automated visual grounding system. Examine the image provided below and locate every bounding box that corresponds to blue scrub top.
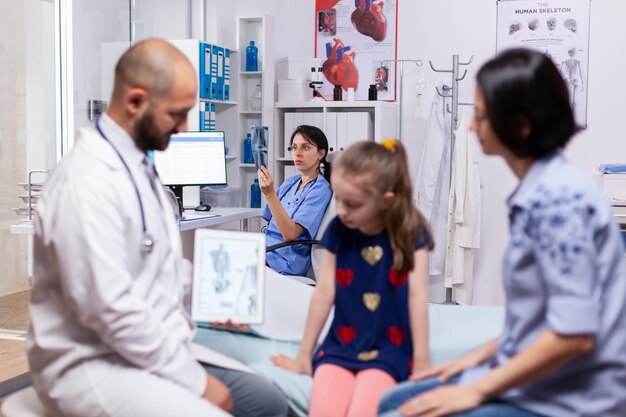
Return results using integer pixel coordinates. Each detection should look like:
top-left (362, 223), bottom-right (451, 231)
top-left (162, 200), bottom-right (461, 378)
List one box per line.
top-left (262, 174), bottom-right (332, 275)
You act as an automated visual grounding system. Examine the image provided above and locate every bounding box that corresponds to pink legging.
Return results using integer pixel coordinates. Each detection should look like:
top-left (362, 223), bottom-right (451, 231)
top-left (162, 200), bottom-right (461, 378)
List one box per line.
top-left (309, 364), bottom-right (396, 417)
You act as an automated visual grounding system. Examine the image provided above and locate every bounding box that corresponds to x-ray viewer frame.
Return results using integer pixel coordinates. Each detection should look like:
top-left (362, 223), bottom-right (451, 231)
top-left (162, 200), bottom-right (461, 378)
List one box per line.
top-left (192, 229), bottom-right (265, 325)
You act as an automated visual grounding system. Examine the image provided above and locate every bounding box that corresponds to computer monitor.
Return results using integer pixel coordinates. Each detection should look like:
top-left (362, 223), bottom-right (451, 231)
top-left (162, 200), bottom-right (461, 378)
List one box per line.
top-left (153, 131), bottom-right (227, 201)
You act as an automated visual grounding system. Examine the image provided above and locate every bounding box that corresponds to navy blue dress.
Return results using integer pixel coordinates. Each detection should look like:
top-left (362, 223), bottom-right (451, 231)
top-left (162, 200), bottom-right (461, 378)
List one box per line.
top-left (313, 217), bottom-right (430, 382)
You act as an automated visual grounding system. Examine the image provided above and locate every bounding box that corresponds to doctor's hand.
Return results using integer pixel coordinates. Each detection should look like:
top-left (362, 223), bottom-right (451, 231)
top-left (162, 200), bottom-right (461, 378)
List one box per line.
top-left (257, 166), bottom-right (275, 196)
top-left (270, 353), bottom-right (312, 375)
top-left (210, 320), bottom-right (250, 333)
top-left (397, 384), bottom-right (484, 417)
top-left (203, 373), bottom-right (234, 413)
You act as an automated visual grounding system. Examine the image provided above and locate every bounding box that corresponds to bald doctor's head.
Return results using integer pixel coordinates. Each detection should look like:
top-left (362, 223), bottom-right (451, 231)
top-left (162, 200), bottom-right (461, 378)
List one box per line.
top-left (107, 38), bottom-right (197, 152)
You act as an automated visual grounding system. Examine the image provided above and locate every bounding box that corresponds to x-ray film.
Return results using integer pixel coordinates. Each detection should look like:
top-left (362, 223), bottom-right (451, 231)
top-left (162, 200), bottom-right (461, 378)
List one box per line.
top-left (192, 229), bottom-right (265, 324)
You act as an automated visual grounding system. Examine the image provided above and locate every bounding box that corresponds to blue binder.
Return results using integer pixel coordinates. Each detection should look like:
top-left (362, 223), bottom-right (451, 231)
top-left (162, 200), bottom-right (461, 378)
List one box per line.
top-left (211, 45), bottom-right (224, 100)
top-left (199, 42), bottom-right (212, 100)
top-left (223, 48), bottom-right (231, 101)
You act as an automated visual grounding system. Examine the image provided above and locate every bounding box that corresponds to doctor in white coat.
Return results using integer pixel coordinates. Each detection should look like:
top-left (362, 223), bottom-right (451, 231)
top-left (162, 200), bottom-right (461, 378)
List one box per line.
top-left (27, 39), bottom-right (288, 417)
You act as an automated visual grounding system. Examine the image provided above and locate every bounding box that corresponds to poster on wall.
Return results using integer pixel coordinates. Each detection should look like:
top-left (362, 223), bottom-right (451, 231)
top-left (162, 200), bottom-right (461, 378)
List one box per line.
top-left (496, 0), bottom-right (591, 127)
top-left (315, 0), bottom-right (398, 101)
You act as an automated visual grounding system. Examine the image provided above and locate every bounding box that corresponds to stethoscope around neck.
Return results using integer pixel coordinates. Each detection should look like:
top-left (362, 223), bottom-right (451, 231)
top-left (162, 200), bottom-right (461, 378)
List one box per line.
top-left (95, 118), bottom-right (154, 255)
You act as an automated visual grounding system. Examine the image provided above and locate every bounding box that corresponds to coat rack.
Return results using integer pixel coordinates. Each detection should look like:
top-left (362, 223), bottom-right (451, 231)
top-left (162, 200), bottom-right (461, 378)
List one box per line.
top-left (429, 54), bottom-right (474, 156)
top-left (428, 54), bottom-right (474, 305)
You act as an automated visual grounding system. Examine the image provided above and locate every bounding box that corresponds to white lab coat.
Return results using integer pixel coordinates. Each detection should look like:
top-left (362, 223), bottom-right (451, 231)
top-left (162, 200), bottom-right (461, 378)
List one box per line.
top-left (444, 114), bottom-right (481, 305)
top-left (415, 92), bottom-right (451, 275)
top-left (27, 114), bottom-right (246, 417)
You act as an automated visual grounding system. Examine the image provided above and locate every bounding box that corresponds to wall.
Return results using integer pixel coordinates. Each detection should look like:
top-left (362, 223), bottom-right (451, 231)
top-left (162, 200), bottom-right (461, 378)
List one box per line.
top-left (72, 0), bottom-right (190, 132)
top-left (214, 0), bottom-right (626, 305)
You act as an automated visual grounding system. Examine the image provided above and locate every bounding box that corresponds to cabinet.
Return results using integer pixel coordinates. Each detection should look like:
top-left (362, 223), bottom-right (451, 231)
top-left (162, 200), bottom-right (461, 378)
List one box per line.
top-left (236, 16), bottom-right (274, 207)
top-left (273, 101), bottom-right (398, 185)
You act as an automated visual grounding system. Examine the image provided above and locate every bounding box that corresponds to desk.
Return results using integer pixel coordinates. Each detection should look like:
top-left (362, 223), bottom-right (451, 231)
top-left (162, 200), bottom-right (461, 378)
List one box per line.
top-left (179, 207), bottom-right (261, 232)
top-left (9, 207), bottom-right (262, 236)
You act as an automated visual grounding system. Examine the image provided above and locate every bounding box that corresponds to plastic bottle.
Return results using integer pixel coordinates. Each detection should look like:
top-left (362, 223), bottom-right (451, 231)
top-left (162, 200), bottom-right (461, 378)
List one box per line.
top-left (243, 133), bottom-right (254, 164)
top-left (251, 83), bottom-right (262, 111)
top-left (250, 179), bottom-right (261, 208)
top-left (245, 41), bottom-right (258, 72)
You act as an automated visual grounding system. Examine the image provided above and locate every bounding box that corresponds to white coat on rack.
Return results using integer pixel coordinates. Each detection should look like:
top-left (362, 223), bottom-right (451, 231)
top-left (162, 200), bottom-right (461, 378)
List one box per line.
top-left (444, 114), bottom-right (481, 305)
top-left (415, 91), bottom-right (451, 276)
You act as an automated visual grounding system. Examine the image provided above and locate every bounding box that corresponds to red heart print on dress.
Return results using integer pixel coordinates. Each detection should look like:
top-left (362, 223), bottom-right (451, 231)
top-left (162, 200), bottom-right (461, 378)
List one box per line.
top-left (322, 38), bottom-right (359, 91)
top-left (351, 0), bottom-right (387, 42)
top-left (388, 270), bottom-right (408, 287)
top-left (336, 268), bottom-right (354, 287)
top-left (387, 327), bottom-right (404, 346)
top-left (337, 326), bottom-right (357, 344)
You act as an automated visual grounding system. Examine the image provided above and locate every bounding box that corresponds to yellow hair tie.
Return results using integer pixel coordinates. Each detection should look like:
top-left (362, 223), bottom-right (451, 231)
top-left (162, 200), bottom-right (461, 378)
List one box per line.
top-left (382, 138), bottom-right (397, 153)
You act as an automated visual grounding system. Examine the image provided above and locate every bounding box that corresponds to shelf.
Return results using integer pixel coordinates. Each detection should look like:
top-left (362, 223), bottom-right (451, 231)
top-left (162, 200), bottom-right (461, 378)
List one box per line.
top-left (225, 155), bottom-right (238, 161)
top-left (275, 101), bottom-right (397, 109)
top-left (276, 157), bottom-right (293, 162)
top-left (199, 98), bottom-right (238, 106)
top-left (240, 71), bottom-right (263, 76)
top-left (10, 222), bottom-right (34, 235)
top-left (239, 110), bottom-right (262, 115)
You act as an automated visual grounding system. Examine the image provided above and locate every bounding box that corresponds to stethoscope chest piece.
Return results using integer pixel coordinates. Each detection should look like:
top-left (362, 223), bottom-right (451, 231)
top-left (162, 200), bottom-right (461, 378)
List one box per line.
top-left (142, 234), bottom-right (155, 254)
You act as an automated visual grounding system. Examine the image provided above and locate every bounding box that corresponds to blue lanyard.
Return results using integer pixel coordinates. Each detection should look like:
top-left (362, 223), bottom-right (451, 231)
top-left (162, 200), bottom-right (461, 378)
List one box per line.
top-left (95, 118), bottom-right (154, 254)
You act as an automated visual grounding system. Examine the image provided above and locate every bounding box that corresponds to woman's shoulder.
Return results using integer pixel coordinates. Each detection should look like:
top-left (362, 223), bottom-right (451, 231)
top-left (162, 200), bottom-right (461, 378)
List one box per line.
top-left (314, 174), bottom-right (331, 190)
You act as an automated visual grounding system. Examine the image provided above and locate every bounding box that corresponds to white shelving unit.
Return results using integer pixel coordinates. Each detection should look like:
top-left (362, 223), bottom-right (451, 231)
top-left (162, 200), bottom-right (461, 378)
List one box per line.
top-left (273, 101), bottom-right (398, 185)
top-left (161, 40), bottom-right (242, 205)
top-left (236, 16), bottom-right (274, 207)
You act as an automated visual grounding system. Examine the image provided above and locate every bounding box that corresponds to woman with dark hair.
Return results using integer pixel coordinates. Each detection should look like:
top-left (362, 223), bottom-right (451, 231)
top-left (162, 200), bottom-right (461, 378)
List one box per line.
top-left (258, 125), bottom-right (333, 276)
top-left (378, 48), bottom-right (626, 417)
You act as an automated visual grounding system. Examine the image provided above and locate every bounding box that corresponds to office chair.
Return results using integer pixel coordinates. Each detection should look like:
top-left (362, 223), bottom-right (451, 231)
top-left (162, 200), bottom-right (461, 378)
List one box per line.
top-left (265, 198), bottom-right (336, 284)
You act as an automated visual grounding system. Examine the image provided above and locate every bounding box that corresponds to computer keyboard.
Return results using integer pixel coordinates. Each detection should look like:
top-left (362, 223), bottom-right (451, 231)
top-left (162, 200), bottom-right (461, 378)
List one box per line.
top-left (181, 212), bottom-right (219, 221)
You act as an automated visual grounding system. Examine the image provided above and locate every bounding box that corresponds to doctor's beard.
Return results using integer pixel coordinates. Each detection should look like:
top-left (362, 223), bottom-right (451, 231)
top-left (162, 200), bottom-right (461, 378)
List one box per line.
top-left (134, 110), bottom-right (174, 152)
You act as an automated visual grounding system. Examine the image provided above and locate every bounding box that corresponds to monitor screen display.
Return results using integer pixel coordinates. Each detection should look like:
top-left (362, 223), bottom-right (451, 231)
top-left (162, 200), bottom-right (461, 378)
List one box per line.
top-left (153, 131), bottom-right (227, 186)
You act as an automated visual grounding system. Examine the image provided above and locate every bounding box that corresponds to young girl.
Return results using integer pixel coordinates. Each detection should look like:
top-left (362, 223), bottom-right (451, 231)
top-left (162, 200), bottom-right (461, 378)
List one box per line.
top-left (271, 140), bottom-right (433, 417)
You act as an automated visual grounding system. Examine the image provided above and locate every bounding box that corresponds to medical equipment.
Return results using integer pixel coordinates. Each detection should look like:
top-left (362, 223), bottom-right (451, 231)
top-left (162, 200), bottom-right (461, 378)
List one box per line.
top-left (96, 119), bottom-right (154, 255)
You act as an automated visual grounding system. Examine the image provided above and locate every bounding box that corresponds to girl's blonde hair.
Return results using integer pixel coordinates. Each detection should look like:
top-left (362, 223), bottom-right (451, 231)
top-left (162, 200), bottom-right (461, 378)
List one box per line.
top-left (333, 140), bottom-right (433, 271)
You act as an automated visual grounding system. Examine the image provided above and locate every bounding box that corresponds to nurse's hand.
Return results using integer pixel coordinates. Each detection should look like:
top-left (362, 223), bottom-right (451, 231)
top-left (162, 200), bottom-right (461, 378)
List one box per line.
top-left (270, 353), bottom-right (312, 375)
top-left (397, 384), bottom-right (484, 417)
top-left (203, 373), bottom-right (234, 413)
top-left (257, 166), bottom-right (275, 196)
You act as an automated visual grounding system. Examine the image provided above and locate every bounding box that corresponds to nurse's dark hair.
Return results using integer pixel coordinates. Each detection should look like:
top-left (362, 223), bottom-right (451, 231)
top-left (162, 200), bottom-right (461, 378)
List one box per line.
top-left (290, 125), bottom-right (332, 182)
top-left (333, 140), bottom-right (433, 272)
top-left (476, 48), bottom-right (578, 158)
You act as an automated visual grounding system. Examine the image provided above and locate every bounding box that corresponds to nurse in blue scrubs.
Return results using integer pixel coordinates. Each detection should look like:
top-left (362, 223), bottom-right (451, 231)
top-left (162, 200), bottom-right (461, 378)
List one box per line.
top-left (258, 125), bottom-right (333, 276)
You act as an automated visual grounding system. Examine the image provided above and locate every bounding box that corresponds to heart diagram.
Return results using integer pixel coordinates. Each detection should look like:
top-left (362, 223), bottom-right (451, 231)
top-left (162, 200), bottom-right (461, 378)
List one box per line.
top-left (316, 0), bottom-right (341, 10)
top-left (322, 38), bottom-right (359, 91)
top-left (351, 0), bottom-right (387, 42)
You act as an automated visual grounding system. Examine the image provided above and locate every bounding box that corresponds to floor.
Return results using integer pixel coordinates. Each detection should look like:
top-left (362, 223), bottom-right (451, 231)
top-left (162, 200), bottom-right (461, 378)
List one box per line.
top-left (0, 291), bottom-right (30, 399)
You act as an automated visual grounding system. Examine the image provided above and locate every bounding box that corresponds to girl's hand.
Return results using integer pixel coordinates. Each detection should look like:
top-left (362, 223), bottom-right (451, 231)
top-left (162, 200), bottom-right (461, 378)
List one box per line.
top-left (257, 166), bottom-right (275, 196)
top-left (410, 349), bottom-right (485, 383)
top-left (397, 384), bottom-right (484, 417)
top-left (270, 353), bottom-right (312, 375)
top-left (409, 358), bottom-right (432, 379)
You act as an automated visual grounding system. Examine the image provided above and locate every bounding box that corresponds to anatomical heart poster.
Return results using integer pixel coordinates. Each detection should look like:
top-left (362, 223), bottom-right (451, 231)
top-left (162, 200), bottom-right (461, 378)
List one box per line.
top-left (315, 0), bottom-right (398, 101)
top-left (496, 0), bottom-right (590, 127)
